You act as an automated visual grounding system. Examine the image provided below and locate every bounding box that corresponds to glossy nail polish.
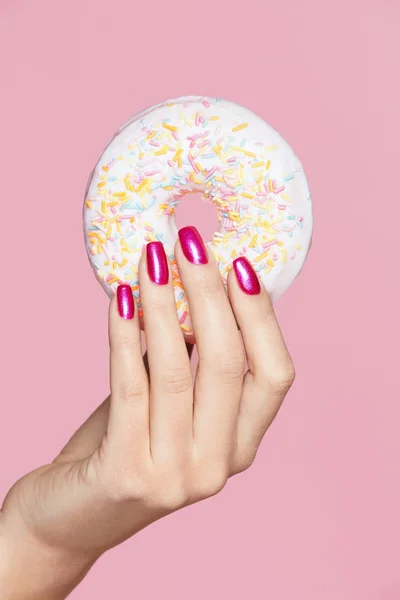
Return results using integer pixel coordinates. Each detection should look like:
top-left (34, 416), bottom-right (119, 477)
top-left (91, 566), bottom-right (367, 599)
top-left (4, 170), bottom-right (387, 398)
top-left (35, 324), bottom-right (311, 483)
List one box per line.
top-left (147, 241), bottom-right (169, 285)
top-left (233, 257), bottom-right (261, 295)
top-left (117, 284), bottom-right (135, 319)
top-left (178, 226), bottom-right (208, 265)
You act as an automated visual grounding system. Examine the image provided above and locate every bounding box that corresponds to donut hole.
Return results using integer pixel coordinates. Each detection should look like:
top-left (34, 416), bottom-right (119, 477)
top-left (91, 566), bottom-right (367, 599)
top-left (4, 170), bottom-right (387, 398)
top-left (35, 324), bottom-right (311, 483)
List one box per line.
top-left (174, 191), bottom-right (219, 243)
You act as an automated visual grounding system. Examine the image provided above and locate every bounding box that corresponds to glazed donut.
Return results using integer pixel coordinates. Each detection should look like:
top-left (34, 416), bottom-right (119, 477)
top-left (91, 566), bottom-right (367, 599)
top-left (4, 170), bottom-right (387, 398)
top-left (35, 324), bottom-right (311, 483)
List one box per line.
top-left (83, 96), bottom-right (312, 334)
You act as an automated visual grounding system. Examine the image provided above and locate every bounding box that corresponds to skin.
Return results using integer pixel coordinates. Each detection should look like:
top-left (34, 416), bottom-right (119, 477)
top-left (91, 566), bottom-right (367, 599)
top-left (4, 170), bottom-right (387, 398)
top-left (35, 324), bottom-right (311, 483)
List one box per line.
top-left (0, 239), bottom-right (295, 599)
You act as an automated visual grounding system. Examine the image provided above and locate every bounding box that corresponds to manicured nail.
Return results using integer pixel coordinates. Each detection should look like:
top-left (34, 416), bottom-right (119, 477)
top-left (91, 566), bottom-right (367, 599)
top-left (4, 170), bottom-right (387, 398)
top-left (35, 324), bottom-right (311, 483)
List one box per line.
top-left (233, 257), bottom-right (261, 295)
top-left (178, 226), bottom-right (208, 265)
top-left (146, 241), bottom-right (169, 285)
top-left (117, 284), bottom-right (135, 319)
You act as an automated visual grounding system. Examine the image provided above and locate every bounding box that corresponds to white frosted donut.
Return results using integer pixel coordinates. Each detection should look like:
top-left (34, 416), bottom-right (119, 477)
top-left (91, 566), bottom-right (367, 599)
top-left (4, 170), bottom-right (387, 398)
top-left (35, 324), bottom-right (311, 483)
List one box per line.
top-left (83, 95), bottom-right (313, 334)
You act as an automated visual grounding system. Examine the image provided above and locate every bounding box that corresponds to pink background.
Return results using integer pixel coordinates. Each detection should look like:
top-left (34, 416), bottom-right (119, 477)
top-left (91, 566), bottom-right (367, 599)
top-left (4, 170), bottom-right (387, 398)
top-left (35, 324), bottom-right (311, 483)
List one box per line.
top-left (1, 0), bottom-right (400, 598)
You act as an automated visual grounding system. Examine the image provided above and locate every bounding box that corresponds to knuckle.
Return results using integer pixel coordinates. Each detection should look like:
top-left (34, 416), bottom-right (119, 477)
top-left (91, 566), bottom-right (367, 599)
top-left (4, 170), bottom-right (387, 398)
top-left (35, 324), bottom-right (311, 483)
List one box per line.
top-left (251, 303), bottom-right (274, 324)
top-left (194, 466), bottom-right (228, 500)
top-left (146, 296), bottom-right (168, 317)
top-left (148, 472), bottom-right (189, 511)
top-left (269, 363), bottom-right (296, 394)
top-left (111, 332), bottom-right (137, 353)
top-left (116, 477), bottom-right (148, 502)
top-left (157, 485), bottom-right (189, 511)
top-left (212, 349), bottom-right (245, 382)
top-left (117, 375), bottom-right (148, 403)
top-left (101, 468), bottom-right (149, 502)
top-left (162, 366), bottom-right (193, 396)
top-left (197, 274), bottom-right (224, 299)
top-left (231, 449), bottom-right (257, 475)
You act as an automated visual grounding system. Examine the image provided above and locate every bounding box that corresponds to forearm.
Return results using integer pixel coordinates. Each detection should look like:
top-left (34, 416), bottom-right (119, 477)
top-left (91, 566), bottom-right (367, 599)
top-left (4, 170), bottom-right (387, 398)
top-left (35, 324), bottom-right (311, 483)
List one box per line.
top-left (0, 512), bottom-right (95, 600)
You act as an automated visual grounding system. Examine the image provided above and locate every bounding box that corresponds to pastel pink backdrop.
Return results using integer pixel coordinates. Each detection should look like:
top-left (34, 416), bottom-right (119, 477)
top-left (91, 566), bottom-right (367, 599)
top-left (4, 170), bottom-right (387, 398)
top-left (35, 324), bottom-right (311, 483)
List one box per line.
top-left (1, 0), bottom-right (399, 598)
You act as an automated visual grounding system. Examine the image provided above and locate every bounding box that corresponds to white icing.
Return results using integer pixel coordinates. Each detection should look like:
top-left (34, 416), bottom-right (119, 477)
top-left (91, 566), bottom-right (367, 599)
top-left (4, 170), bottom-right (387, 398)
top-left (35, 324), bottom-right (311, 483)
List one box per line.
top-left (83, 96), bottom-right (313, 334)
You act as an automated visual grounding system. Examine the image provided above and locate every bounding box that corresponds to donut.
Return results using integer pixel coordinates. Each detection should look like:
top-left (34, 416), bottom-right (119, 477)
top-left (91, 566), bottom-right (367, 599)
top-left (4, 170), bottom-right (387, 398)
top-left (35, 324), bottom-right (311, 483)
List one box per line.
top-left (83, 95), bottom-right (313, 335)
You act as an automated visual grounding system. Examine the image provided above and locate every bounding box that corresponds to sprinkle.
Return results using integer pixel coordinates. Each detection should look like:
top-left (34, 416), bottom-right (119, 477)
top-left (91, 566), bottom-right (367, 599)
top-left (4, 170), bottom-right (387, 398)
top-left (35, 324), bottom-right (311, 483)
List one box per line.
top-left (212, 145), bottom-right (222, 157)
top-left (154, 145), bottom-right (169, 155)
top-left (254, 250), bottom-right (271, 263)
top-left (232, 123), bottom-right (248, 132)
top-left (173, 148), bottom-right (183, 162)
top-left (188, 153), bottom-right (200, 173)
top-left (136, 178), bottom-right (149, 193)
top-left (249, 234), bottom-right (258, 248)
top-left (230, 145), bottom-right (256, 158)
top-left (252, 162), bottom-right (264, 169)
top-left (85, 200), bottom-right (93, 209)
top-left (163, 122), bottom-right (178, 132)
top-left (273, 186), bottom-right (285, 194)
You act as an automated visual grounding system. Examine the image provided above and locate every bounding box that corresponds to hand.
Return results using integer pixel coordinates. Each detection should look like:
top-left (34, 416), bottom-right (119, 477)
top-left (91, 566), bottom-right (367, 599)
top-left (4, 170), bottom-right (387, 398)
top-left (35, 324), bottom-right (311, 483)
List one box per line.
top-left (0, 230), bottom-right (295, 598)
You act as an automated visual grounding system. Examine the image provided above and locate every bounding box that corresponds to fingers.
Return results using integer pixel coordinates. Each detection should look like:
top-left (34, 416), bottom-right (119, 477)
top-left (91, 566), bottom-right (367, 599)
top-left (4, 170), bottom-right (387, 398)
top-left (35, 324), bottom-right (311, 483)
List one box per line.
top-left (106, 237), bottom-right (293, 486)
top-left (227, 258), bottom-right (295, 472)
top-left (175, 227), bottom-right (245, 463)
top-left (139, 242), bottom-right (193, 461)
top-left (107, 285), bottom-right (150, 459)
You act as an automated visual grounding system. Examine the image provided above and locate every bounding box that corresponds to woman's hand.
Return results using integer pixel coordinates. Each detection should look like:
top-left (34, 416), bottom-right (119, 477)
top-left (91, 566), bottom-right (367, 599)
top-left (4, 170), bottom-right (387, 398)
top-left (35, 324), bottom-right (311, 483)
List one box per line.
top-left (0, 228), bottom-right (295, 599)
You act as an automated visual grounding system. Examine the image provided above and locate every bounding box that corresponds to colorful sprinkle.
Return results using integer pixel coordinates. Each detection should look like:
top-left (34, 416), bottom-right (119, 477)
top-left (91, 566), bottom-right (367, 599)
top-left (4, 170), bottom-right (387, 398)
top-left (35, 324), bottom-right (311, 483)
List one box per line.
top-left (232, 123), bottom-right (249, 132)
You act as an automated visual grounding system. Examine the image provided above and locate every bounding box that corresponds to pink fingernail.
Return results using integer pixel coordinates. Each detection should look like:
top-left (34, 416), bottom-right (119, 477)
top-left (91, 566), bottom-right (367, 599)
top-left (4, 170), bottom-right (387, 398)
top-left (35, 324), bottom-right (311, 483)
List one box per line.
top-left (178, 226), bottom-right (208, 265)
top-left (117, 284), bottom-right (135, 319)
top-left (147, 241), bottom-right (169, 285)
top-left (233, 257), bottom-right (261, 295)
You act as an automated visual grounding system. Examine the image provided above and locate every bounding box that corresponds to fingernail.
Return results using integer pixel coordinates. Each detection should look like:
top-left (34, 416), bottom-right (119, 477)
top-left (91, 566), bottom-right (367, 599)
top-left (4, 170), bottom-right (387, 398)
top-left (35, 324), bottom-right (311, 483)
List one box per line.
top-left (233, 257), bottom-right (261, 295)
top-left (117, 284), bottom-right (135, 319)
top-left (178, 226), bottom-right (208, 265)
top-left (146, 241), bottom-right (169, 285)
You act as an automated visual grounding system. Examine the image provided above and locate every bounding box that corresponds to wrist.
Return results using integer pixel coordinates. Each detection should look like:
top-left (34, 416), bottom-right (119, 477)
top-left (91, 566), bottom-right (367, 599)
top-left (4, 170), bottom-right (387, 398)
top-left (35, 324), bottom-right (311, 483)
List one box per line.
top-left (0, 511), bottom-right (96, 600)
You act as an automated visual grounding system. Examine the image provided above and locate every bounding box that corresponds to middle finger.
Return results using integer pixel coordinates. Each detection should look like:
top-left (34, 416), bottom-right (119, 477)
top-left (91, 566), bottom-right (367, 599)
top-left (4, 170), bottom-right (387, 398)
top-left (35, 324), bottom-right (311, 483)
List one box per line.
top-left (176, 227), bottom-right (245, 462)
top-left (140, 242), bottom-right (193, 462)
